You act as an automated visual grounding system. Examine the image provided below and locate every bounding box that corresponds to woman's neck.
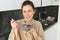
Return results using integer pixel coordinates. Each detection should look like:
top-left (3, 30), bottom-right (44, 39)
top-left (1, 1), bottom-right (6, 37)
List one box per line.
top-left (24, 19), bottom-right (32, 23)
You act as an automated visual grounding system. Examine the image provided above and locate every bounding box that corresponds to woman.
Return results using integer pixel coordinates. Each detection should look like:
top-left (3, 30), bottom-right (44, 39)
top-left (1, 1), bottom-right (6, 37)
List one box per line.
top-left (8, 1), bottom-right (45, 40)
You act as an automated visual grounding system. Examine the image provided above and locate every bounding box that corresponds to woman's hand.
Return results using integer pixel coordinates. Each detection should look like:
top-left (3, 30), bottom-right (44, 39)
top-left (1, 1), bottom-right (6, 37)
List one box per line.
top-left (10, 18), bottom-right (18, 30)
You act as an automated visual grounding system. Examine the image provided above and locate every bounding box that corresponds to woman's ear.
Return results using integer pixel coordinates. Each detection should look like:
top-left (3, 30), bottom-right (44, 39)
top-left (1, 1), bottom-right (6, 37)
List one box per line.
top-left (33, 9), bottom-right (36, 15)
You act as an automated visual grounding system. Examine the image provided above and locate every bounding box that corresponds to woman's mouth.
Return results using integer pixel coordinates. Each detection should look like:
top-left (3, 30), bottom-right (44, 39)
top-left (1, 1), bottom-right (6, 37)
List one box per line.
top-left (26, 16), bottom-right (31, 19)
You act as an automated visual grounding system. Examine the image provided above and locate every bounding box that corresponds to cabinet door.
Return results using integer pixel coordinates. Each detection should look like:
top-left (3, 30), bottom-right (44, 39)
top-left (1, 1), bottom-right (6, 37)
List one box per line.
top-left (42, 0), bottom-right (58, 6)
top-left (42, 0), bottom-right (52, 6)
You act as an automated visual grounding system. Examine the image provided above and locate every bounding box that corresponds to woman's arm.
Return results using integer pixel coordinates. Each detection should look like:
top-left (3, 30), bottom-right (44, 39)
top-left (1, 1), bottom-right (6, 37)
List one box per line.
top-left (14, 29), bottom-right (20, 40)
top-left (8, 29), bottom-right (20, 40)
top-left (8, 19), bottom-right (20, 40)
top-left (37, 22), bottom-right (45, 40)
top-left (8, 29), bottom-right (14, 40)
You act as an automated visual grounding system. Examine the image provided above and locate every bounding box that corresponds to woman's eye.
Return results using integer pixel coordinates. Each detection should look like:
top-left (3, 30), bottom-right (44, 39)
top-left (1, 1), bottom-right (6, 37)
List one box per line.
top-left (23, 11), bottom-right (26, 13)
top-left (28, 10), bottom-right (31, 12)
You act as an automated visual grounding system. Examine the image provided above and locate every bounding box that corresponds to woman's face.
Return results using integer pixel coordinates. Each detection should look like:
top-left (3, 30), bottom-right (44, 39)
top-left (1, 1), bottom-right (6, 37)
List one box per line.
top-left (22, 5), bottom-right (35, 21)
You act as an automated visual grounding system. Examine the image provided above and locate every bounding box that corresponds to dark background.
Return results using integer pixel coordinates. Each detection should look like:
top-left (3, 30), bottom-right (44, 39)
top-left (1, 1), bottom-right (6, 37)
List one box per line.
top-left (0, 5), bottom-right (59, 40)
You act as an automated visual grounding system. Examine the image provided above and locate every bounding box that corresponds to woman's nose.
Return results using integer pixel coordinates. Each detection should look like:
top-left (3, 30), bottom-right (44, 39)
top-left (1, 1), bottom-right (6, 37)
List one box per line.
top-left (26, 12), bottom-right (29, 15)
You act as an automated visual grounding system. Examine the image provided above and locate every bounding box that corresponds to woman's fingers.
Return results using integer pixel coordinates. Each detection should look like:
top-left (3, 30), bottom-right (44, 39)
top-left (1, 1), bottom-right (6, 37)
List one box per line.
top-left (10, 18), bottom-right (17, 29)
top-left (11, 18), bottom-right (15, 23)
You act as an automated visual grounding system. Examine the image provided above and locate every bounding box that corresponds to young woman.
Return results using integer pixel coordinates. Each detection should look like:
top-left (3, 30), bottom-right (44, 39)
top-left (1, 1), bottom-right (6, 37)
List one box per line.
top-left (8, 1), bottom-right (45, 40)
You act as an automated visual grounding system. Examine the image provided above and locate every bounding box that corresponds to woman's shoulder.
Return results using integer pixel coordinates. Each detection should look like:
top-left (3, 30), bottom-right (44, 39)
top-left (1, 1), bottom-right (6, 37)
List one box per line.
top-left (33, 19), bottom-right (42, 25)
top-left (16, 19), bottom-right (24, 22)
top-left (33, 19), bottom-right (43, 28)
top-left (16, 19), bottom-right (24, 24)
top-left (33, 19), bottom-right (43, 30)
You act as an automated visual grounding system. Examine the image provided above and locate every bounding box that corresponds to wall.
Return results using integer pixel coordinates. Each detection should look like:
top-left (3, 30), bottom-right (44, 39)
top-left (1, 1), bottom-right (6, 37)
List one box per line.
top-left (57, 0), bottom-right (60, 40)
